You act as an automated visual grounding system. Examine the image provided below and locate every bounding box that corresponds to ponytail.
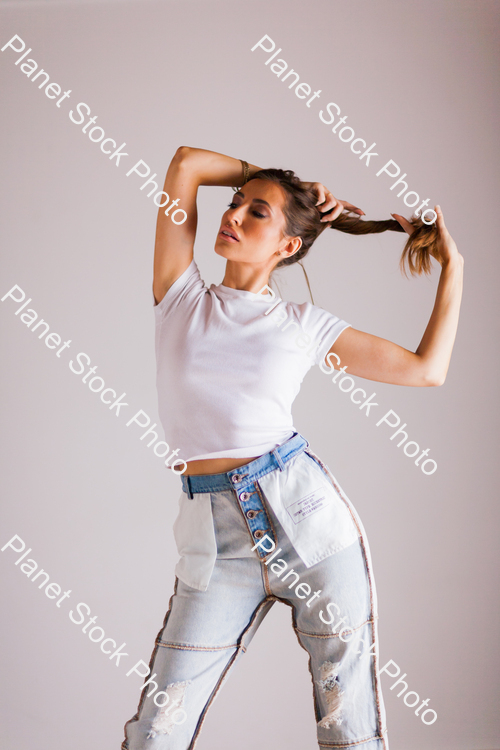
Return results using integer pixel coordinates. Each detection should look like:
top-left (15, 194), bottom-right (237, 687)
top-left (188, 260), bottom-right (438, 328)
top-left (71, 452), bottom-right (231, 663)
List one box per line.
top-left (328, 212), bottom-right (441, 277)
top-left (249, 169), bottom-right (442, 303)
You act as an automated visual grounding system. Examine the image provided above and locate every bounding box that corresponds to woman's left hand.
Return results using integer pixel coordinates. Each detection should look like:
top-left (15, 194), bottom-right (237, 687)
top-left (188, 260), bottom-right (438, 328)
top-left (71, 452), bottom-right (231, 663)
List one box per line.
top-left (301, 182), bottom-right (365, 222)
top-left (391, 212), bottom-right (416, 235)
top-left (392, 205), bottom-right (463, 268)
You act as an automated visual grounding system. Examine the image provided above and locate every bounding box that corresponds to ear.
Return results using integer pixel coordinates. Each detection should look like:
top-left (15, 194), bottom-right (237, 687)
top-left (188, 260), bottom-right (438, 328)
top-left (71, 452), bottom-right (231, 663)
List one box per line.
top-left (280, 236), bottom-right (303, 259)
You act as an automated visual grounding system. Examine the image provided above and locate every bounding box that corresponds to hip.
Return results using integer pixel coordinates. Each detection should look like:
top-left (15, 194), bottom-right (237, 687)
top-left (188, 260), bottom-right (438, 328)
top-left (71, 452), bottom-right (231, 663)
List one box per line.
top-left (174, 432), bottom-right (373, 594)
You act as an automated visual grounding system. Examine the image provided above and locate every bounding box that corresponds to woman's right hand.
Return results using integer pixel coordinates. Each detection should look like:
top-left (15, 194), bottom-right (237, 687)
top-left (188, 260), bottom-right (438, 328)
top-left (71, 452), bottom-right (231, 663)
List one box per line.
top-left (300, 181), bottom-right (365, 222)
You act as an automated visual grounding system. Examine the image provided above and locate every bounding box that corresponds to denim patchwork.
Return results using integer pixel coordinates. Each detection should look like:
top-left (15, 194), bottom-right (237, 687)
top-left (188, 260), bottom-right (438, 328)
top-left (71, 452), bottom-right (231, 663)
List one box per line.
top-left (122, 435), bottom-right (389, 750)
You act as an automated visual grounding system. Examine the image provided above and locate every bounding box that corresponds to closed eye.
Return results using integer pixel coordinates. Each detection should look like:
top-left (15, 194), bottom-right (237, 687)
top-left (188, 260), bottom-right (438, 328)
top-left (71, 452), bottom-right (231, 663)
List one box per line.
top-left (227, 202), bottom-right (267, 219)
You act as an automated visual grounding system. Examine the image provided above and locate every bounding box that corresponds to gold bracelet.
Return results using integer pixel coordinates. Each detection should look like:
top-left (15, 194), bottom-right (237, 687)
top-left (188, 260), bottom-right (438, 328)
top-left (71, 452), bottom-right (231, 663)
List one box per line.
top-left (241, 159), bottom-right (250, 185)
top-left (232, 160), bottom-right (250, 192)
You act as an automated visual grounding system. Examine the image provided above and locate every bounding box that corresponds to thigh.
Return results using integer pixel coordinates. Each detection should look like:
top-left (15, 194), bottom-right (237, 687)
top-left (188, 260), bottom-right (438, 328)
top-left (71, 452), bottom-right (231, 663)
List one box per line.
top-left (161, 485), bottom-right (272, 651)
top-left (277, 536), bottom-right (373, 635)
top-left (123, 493), bottom-right (273, 750)
top-left (162, 556), bottom-right (269, 648)
top-left (261, 460), bottom-right (389, 748)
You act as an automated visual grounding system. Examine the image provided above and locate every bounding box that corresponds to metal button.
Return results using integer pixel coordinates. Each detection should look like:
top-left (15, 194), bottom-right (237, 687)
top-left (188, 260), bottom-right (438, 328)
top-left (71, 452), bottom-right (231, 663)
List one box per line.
top-left (246, 510), bottom-right (257, 519)
top-left (231, 474), bottom-right (241, 483)
top-left (239, 492), bottom-right (250, 502)
top-left (253, 529), bottom-right (265, 539)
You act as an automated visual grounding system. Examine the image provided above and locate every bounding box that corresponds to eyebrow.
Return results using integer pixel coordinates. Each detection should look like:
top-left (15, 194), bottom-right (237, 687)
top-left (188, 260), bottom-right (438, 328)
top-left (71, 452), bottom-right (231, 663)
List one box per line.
top-left (233, 191), bottom-right (273, 212)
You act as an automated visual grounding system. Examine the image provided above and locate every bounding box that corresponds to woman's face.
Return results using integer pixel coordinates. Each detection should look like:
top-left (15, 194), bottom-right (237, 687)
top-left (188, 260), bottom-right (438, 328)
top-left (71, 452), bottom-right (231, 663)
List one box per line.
top-left (214, 179), bottom-right (300, 267)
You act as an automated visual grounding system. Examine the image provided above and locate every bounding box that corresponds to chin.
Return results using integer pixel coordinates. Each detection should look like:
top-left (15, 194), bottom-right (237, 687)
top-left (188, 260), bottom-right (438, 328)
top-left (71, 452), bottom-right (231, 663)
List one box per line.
top-left (214, 244), bottom-right (229, 259)
top-left (214, 240), bottom-right (237, 260)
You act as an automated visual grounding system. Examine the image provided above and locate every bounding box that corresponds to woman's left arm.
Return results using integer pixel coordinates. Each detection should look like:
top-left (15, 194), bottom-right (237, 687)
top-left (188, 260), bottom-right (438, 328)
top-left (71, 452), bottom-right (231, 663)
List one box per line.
top-left (328, 205), bottom-right (464, 387)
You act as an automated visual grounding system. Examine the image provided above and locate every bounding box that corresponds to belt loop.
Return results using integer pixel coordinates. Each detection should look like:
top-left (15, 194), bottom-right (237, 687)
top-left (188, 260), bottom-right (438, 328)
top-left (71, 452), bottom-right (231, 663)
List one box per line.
top-left (186, 476), bottom-right (194, 500)
top-left (272, 448), bottom-right (286, 471)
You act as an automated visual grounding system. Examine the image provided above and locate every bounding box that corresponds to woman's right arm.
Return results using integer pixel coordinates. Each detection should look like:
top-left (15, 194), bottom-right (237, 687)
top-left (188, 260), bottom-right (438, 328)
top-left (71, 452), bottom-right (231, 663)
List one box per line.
top-left (152, 147), bottom-right (262, 305)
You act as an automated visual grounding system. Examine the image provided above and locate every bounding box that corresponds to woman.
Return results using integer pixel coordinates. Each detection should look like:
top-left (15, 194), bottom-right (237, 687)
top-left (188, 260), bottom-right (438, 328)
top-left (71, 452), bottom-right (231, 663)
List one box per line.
top-left (121, 147), bottom-right (463, 750)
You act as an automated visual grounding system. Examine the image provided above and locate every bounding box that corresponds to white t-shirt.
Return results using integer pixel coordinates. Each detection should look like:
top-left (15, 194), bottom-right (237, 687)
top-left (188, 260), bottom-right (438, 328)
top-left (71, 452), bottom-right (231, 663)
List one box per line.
top-left (153, 259), bottom-right (350, 461)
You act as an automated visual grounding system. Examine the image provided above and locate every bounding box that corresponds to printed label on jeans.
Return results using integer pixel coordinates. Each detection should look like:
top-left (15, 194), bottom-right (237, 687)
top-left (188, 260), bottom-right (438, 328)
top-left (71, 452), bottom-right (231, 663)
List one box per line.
top-left (285, 488), bottom-right (330, 525)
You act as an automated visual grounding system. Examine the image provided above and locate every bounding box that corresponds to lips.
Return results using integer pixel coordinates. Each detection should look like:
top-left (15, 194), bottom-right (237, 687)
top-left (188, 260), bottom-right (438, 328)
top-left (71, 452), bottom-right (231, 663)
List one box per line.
top-left (219, 228), bottom-right (239, 242)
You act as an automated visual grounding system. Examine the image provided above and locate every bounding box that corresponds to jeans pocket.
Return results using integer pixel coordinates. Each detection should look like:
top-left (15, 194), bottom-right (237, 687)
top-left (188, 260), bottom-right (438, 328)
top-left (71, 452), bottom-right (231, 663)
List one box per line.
top-left (303, 449), bottom-right (334, 485)
top-left (173, 491), bottom-right (218, 591)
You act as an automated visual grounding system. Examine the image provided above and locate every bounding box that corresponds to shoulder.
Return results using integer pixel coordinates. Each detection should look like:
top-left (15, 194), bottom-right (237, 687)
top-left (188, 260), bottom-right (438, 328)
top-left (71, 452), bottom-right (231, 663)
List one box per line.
top-left (268, 298), bottom-right (351, 365)
top-left (280, 299), bottom-right (336, 325)
top-left (153, 258), bottom-right (207, 319)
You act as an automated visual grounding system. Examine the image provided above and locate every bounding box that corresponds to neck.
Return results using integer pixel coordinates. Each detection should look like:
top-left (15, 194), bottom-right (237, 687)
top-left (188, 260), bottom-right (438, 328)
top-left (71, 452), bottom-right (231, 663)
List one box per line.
top-left (221, 260), bottom-right (275, 294)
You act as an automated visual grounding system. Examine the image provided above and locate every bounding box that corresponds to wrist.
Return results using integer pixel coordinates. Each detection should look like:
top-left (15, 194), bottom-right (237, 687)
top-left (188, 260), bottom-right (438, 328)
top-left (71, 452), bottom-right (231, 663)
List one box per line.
top-left (441, 254), bottom-right (464, 273)
top-left (247, 162), bottom-right (262, 180)
top-left (232, 161), bottom-right (262, 190)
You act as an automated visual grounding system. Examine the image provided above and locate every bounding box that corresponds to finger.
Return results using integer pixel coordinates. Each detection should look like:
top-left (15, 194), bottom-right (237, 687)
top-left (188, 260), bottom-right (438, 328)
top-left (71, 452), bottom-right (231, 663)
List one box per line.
top-left (434, 205), bottom-right (447, 234)
top-left (319, 192), bottom-right (339, 221)
top-left (321, 206), bottom-right (362, 223)
top-left (391, 213), bottom-right (415, 235)
top-left (339, 201), bottom-right (365, 216)
top-left (325, 192), bottom-right (337, 209)
top-left (320, 199), bottom-right (365, 222)
top-left (330, 201), bottom-right (346, 221)
top-left (322, 199), bottom-right (365, 216)
top-left (317, 189), bottom-right (336, 210)
top-left (321, 199), bottom-right (343, 222)
top-left (314, 183), bottom-right (328, 206)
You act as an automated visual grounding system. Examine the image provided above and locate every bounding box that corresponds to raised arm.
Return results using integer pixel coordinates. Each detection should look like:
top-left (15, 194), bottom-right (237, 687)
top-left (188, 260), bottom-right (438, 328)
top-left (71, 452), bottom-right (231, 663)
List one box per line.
top-left (152, 147), bottom-right (262, 305)
top-left (327, 206), bottom-right (464, 387)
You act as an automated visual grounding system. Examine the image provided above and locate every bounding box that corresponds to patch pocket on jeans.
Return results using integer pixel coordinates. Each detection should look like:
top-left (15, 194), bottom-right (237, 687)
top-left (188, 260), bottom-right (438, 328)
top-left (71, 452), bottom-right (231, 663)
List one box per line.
top-left (257, 452), bottom-right (360, 569)
top-left (303, 450), bottom-right (333, 483)
top-left (172, 491), bottom-right (217, 592)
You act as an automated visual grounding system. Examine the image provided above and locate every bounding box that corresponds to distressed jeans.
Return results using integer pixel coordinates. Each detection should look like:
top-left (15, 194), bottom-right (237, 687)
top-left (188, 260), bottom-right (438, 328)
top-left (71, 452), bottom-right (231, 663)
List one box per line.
top-left (121, 435), bottom-right (389, 750)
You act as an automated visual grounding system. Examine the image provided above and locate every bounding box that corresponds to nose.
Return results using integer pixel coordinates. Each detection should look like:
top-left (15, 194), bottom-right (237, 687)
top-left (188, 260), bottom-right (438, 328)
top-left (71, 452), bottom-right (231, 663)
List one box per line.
top-left (227, 203), bottom-right (244, 225)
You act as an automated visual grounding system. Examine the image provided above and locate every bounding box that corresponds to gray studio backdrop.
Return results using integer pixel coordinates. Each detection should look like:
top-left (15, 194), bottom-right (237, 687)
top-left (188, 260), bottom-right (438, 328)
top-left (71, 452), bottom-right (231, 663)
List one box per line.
top-left (1, 1), bottom-right (499, 749)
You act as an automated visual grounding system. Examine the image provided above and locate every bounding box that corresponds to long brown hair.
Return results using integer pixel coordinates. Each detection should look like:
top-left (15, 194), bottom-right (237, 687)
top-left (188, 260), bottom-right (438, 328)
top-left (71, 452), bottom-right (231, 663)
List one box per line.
top-left (250, 169), bottom-right (442, 292)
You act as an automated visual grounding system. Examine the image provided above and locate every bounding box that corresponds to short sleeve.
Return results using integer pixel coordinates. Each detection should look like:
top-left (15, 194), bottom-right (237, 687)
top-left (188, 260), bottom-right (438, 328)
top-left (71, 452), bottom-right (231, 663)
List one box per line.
top-left (292, 301), bottom-right (351, 367)
top-left (153, 259), bottom-right (206, 320)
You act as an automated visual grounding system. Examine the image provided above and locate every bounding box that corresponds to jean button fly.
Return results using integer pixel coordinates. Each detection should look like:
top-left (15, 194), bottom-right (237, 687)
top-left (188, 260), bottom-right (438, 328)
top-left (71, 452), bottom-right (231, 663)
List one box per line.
top-left (231, 474), bottom-right (241, 484)
top-left (253, 529), bottom-right (265, 539)
top-left (246, 510), bottom-right (257, 519)
top-left (239, 491), bottom-right (250, 501)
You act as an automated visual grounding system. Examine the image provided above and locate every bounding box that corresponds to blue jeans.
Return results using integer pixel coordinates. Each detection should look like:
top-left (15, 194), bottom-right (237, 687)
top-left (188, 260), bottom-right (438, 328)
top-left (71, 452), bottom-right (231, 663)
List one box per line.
top-left (121, 434), bottom-right (389, 749)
